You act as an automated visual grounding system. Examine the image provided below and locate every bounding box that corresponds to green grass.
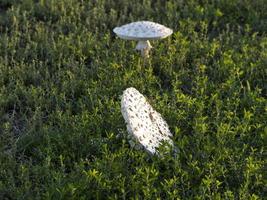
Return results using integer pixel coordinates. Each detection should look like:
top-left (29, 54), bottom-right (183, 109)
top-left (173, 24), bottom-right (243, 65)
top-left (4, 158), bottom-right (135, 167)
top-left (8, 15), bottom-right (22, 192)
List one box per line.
top-left (0, 0), bottom-right (266, 199)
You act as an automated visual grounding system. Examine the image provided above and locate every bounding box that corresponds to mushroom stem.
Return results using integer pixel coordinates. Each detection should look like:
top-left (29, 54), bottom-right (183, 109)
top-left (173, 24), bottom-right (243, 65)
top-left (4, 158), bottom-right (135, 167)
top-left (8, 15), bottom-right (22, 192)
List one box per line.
top-left (135, 40), bottom-right (152, 58)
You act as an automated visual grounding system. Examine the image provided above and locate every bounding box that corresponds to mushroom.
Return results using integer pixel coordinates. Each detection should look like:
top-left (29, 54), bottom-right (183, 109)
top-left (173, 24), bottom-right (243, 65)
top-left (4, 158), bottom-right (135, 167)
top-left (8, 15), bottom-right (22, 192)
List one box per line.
top-left (113, 21), bottom-right (173, 58)
top-left (121, 87), bottom-right (173, 154)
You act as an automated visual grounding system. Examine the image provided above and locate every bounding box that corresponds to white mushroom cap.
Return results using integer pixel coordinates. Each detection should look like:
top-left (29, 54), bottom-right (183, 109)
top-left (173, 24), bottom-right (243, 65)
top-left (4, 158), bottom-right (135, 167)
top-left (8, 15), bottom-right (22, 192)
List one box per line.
top-left (121, 87), bottom-right (173, 154)
top-left (113, 21), bottom-right (173, 41)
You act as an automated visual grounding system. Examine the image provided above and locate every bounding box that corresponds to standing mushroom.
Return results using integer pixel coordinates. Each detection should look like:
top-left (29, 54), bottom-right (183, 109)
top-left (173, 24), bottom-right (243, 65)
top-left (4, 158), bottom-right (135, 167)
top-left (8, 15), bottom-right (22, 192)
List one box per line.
top-left (113, 21), bottom-right (173, 58)
top-left (121, 87), bottom-right (173, 154)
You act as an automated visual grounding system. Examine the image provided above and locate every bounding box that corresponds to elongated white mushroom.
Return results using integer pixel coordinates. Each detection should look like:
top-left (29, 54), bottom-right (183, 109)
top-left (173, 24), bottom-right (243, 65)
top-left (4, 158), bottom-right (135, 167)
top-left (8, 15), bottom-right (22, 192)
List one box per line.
top-left (113, 21), bottom-right (173, 58)
top-left (121, 87), bottom-right (173, 154)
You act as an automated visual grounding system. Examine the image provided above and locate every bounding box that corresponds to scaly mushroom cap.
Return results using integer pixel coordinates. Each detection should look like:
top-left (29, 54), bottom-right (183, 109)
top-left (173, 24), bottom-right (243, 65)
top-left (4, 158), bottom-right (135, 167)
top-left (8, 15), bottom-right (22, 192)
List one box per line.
top-left (113, 21), bottom-right (173, 41)
top-left (121, 87), bottom-right (173, 154)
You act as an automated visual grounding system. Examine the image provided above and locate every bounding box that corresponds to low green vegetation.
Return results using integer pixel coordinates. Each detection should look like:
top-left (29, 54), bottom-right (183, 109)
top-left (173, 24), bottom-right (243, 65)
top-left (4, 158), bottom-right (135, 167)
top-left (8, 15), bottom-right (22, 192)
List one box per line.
top-left (0, 0), bottom-right (266, 199)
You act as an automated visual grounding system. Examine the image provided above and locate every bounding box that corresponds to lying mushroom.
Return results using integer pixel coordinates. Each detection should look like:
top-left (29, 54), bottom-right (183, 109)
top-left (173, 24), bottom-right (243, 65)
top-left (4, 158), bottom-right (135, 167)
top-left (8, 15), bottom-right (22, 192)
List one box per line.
top-left (121, 87), bottom-right (173, 154)
top-left (113, 21), bottom-right (173, 58)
